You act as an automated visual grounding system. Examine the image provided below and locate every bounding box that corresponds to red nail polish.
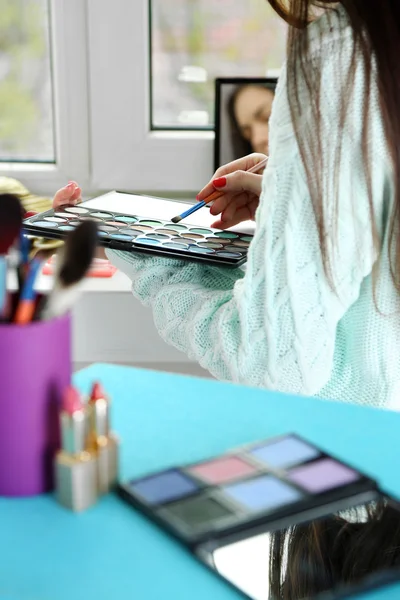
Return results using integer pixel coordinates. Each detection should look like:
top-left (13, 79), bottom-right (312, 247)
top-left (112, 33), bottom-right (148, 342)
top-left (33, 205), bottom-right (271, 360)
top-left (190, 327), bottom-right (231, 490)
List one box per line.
top-left (24, 211), bottom-right (37, 219)
top-left (213, 177), bottom-right (227, 188)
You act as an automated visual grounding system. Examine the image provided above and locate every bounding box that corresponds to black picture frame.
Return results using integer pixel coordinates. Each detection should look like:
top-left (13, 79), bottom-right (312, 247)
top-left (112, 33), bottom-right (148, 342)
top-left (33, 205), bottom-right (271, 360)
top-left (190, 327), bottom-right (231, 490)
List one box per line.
top-left (214, 77), bottom-right (278, 171)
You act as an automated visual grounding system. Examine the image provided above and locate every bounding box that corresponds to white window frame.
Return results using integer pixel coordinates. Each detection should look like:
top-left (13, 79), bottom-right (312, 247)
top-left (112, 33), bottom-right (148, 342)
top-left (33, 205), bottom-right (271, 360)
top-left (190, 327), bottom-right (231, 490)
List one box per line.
top-left (87, 0), bottom-right (215, 195)
top-left (0, 0), bottom-right (90, 197)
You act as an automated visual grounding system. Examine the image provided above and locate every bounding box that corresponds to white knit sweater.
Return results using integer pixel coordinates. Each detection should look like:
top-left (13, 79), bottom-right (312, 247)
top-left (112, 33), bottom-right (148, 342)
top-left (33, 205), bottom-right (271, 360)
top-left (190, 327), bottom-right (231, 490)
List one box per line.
top-left (108, 6), bottom-right (399, 409)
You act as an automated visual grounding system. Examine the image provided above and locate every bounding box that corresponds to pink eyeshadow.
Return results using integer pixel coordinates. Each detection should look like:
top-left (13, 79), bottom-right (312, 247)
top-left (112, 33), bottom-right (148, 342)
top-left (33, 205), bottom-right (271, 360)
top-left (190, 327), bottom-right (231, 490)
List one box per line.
top-left (188, 456), bottom-right (256, 484)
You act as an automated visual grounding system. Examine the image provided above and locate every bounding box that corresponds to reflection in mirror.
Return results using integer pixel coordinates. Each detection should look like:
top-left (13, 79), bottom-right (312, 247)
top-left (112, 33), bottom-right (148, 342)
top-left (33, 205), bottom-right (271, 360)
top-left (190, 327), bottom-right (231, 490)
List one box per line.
top-left (201, 497), bottom-right (400, 600)
top-left (214, 78), bottom-right (278, 170)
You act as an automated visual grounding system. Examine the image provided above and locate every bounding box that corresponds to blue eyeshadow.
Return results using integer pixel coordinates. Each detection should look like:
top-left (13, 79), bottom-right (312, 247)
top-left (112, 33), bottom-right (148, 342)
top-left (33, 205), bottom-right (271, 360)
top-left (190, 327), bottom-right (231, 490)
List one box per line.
top-left (109, 234), bottom-right (132, 241)
top-left (136, 238), bottom-right (161, 246)
top-left (130, 469), bottom-right (198, 505)
top-left (224, 475), bottom-right (302, 512)
top-left (250, 436), bottom-right (319, 469)
top-left (58, 225), bottom-right (75, 232)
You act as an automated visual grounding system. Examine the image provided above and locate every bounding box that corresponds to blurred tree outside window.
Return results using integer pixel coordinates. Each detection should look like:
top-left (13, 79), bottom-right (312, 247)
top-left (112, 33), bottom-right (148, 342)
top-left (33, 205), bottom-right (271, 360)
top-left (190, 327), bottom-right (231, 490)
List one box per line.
top-left (0, 0), bottom-right (55, 162)
top-left (151, 0), bottom-right (287, 129)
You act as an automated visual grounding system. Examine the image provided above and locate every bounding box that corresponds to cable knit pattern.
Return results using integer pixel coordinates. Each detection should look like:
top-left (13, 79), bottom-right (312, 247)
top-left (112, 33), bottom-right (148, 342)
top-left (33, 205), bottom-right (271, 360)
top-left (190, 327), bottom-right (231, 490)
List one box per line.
top-left (108, 6), bottom-right (400, 409)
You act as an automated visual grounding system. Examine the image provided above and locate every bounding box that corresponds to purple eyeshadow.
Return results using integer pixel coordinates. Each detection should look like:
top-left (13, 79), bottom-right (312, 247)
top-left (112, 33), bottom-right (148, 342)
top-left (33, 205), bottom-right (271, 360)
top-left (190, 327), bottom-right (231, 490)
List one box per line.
top-left (287, 458), bottom-right (360, 493)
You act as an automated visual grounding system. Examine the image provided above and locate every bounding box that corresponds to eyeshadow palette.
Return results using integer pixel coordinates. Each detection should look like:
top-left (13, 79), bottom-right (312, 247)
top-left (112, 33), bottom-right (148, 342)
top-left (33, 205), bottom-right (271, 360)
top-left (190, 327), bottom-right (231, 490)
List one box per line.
top-left (22, 203), bottom-right (254, 268)
top-left (118, 433), bottom-right (378, 549)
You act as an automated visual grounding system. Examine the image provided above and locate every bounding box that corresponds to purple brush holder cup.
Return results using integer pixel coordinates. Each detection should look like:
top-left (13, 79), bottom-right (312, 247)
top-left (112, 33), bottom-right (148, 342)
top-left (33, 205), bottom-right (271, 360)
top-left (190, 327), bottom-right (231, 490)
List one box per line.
top-left (0, 313), bottom-right (71, 497)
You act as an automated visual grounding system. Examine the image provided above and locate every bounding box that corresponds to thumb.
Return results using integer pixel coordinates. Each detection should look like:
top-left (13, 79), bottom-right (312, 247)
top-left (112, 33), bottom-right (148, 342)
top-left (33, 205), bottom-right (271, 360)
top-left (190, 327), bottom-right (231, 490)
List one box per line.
top-left (213, 171), bottom-right (262, 197)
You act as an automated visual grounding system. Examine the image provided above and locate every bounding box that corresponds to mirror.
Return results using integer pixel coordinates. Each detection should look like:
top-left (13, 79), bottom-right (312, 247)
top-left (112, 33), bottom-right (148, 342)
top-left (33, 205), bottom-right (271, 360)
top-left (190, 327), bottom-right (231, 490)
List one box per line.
top-left (197, 495), bottom-right (400, 599)
top-left (214, 77), bottom-right (278, 170)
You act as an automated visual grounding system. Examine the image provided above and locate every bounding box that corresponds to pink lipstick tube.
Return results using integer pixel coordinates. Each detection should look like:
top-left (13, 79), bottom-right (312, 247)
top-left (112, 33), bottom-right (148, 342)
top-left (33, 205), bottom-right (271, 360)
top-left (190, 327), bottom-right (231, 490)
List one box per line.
top-left (55, 387), bottom-right (98, 512)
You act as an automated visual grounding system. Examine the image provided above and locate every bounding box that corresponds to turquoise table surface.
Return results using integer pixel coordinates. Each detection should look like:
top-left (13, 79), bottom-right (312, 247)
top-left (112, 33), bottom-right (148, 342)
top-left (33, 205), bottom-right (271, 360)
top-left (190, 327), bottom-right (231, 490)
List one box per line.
top-left (1, 363), bottom-right (400, 600)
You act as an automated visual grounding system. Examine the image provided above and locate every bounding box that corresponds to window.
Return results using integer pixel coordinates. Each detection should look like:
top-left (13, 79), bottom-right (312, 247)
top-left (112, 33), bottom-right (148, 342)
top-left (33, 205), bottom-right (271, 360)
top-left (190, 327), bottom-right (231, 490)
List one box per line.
top-left (89, 0), bottom-right (286, 194)
top-left (0, 0), bottom-right (55, 162)
top-left (151, 0), bottom-right (286, 130)
top-left (0, 0), bottom-right (90, 196)
top-left (1, 0), bottom-right (286, 196)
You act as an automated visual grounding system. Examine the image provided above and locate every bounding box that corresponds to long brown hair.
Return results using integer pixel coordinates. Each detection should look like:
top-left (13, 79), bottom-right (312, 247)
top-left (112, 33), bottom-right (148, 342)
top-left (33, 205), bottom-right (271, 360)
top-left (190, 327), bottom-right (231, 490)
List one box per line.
top-left (269, 500), bottom-right (400, 598)
top-left (267, 0), bottom-right (400, 290)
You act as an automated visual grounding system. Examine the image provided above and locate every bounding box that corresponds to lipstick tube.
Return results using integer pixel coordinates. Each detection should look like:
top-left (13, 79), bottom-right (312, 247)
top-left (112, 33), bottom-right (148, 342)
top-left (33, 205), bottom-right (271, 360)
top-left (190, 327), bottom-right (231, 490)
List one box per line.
top-left (88, 382), bottom-right (119, 494)
top-left (55, 386), bottom-right (98, 512)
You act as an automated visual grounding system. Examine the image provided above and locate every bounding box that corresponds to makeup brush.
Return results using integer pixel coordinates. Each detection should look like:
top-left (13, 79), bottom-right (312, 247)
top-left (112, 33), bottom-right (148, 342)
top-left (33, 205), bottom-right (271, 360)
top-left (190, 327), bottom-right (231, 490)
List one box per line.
top-left (41, 220), bottom-right (98, 320)
top-left (13, 248), bottom-right (58, 324)
top-left (170, 157), bottom-right (269, 224)
top-left (0, 194), bottom-right (24, 320)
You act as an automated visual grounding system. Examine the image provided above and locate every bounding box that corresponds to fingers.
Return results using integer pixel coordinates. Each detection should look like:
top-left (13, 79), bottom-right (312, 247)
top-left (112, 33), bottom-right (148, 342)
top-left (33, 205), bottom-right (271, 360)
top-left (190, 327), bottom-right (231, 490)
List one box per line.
top-left (197, 153), bottom-right (267, 201)
top-left (211, 198), bottom-right (258, 230)
top-left (53, 181), bottom-right (82, 208)
top-left (209, 172), bottom-right (262, 217)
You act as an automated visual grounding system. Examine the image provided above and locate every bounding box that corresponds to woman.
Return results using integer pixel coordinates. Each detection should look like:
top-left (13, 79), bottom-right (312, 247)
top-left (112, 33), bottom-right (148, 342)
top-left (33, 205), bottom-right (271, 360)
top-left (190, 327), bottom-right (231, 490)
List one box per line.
top-left (227, 83), bottom-right (276, 158)
top-left (55, 1), bottom-right (400, 409)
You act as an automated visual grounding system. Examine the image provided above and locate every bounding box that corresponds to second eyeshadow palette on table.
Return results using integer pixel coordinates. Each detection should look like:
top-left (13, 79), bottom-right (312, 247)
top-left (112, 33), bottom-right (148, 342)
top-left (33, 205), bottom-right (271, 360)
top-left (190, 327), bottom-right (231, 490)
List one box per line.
top-left (118, 433), bottom-right (378, 548)
top-left (23, 205), bottom-right (254, 268)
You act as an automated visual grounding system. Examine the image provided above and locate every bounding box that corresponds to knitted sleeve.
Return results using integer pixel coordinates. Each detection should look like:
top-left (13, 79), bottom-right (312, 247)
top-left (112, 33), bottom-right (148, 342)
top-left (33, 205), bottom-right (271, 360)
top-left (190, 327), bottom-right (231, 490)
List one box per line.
top-left (107, 9), bottom-right (387, 394)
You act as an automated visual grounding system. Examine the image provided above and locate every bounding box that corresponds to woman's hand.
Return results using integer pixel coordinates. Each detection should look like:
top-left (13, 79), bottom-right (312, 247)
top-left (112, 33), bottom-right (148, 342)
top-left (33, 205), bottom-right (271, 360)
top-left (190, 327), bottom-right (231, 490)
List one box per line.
top-left (53, 181), bottom-right (82, 208)
top-left (197, 153), bottom-right (266, 229)
top-left (52, 181), bottom-right (107, 259)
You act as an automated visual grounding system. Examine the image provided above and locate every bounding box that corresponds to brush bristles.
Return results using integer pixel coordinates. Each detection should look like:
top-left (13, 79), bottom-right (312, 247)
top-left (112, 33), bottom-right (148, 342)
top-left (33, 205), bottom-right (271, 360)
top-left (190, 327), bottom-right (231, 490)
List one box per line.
top-left (171, 215), bottom-right (182, 224)
top-left (58, 220), bottom-right (98, 287)
top-left (0, 194), bottom-right (24, 254)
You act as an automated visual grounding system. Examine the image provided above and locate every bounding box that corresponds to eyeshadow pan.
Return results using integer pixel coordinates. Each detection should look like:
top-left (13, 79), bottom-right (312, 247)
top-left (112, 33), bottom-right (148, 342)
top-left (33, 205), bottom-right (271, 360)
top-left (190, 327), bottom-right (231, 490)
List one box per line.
top-left (135, 238), bottom-right (161, 246)
top-left (90, 211), bottom-right (112, 218)
top-left (250, 436), bottom-right (320, 469)
top-left (240, 236), bottom-right (253, 242)
top-left (120, 228), bottom-right (142, 236)
top-left (106, 220), bottom-right (127, 227)
top-left (99, 226), bottom-right (117, 232)
top-left (224, 475), bottom-right (302, 512)
top-left (181, 233), bottom-right (204, 240)
top-left (164, 224), bottom-right (188, 231)
top-left (287, 458), bottom-right (360, 494)
top-left (144, 233), bottom-right (169, 240)
top-left (224, 245), bottom-right (248, 252)
top-left (114, 216), bottom-right (138, 224)
top-left (231, 240), bottom-right (250, 248)
top-left (31, 220), bottom-right (57, 228)
top-left (189, 228), bottom-right (212, 235)
top-left (214, 232), bottom-right (238, 240)
top-left (44, 216), bottom-right (67, 223)
top-left (197, 242), bottom-right (223, 249)
top-left (188, 247), bottom-right (214, 254)
top-left (129, 469), bottom-right (198, 505)
top-left (170, 237), bottom-right (189, 244)
top-left (155, 229), bottom-right (176, 235)
top-left (109, 234), bottom-right (133, 241)
top-left (130, 225), bottom-right (152, 232)
top-left (206, 237), bottom-right (230, 245)
top-left (138, 220), bottom-right (163, 226)
top-left (162, 496), bottom-right (233, 529)
top-left (164, 242), bottom-right (189, 250)
top-left (216, 251), bottom-right (242, 258)
top-left (188, 456), bottom-right (256, 485)
top-left (58, 225), bottom-right (75, 232)
top-left (54, 212), bottom-right (72, 218)
top-left (64, 206), bottom-right (89, 214)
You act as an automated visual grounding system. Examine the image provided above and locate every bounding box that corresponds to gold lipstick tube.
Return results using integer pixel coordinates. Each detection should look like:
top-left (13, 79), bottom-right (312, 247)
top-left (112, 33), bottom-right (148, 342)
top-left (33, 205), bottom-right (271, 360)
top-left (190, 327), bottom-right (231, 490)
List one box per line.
top-left (89, 383), bottom-right (119, 494)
